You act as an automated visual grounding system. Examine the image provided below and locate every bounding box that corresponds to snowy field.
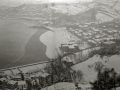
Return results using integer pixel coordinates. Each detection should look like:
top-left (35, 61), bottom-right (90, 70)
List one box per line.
top-left (96, 12), bottom-right (114, 23)
top-left (50, 4), bottom-right (87, 15)
top-left (41, 82), bottom-right (92, 90)
top-left (72, 55), bottom-right (120, 83)
top-left (40, 29), bottom-right (72, 59)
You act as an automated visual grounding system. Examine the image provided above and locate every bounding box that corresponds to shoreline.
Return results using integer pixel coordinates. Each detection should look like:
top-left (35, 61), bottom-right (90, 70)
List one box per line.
top-left (0, 17), bottom-right (51, 68)
top-left (8, 27), bottom-right (50, 68)
top-left (0, 18), bottom-right (37, 69)
top-left (39, 29), bottom-right (72, 59)
top-left (40, 31), bottom-right (57, 59)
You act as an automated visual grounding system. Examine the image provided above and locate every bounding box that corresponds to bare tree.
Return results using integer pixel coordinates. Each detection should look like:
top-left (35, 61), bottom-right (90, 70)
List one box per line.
top-left (76, 70), bottom-right (83, 82)
top-left (94, 61), bottom-right (104, 72)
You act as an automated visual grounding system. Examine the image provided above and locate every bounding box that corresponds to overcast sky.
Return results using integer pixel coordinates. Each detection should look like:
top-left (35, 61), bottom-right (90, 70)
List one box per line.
top-left (0, 0), bottom-right (93, 6)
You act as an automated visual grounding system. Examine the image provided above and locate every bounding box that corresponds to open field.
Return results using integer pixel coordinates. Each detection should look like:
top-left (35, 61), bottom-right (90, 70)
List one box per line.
top-left (72, 55), bottom-right (120, 83)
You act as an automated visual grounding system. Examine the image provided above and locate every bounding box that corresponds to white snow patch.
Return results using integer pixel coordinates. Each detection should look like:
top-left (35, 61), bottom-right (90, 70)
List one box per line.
top-left (40, 30), bottom-right (71, 59)
top-left (96, 12), bottom-right (113, 23)
top-left (72, 55), bottom-right (120, 83)
top-left (40, 31), bottom-right (57, 59)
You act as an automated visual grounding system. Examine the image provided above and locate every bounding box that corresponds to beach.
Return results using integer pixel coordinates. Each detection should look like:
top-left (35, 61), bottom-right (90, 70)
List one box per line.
top-left (40, 31), bottom-right (57, 59)
top-left (40, 29), bottom-right (72, 59)
top-left (0, 18), bottom-right (73, 69)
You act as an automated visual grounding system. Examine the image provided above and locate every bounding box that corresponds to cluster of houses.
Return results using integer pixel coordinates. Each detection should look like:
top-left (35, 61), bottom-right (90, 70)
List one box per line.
top-left (0, 61), bottom-right (93, 90)
top-left (67, 19), bottom-right (120, 47)
top-left (60, 40), bottom-right (79, 54)
top-left (0, 63), bottom-right (49, 90)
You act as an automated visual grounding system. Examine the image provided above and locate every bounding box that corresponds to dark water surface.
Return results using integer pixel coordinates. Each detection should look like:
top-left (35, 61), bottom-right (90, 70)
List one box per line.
top-left (10, 27), bottom-right (50, 68)
top-left (0, 19), bottom-right (49, 69)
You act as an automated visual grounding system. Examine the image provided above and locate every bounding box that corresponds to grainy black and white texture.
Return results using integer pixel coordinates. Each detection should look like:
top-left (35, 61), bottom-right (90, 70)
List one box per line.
top-left (0, 0), bottom-right (120, 90)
